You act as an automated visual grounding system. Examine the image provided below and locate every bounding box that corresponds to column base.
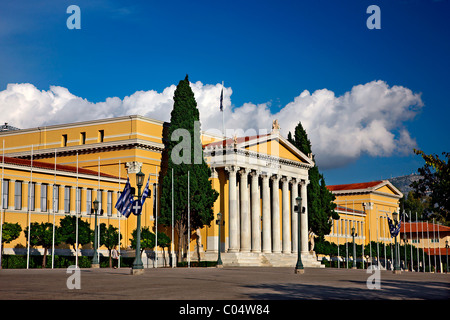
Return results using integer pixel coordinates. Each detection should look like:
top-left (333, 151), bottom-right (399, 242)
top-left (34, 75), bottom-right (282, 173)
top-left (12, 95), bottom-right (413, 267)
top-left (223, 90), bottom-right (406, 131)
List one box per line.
top-left (91, 263), bottom-right (100, 269)
top-left (295, 268), bottom-right (305, 274)
top-left (227, 249), bottom-right (239, 253)
top-left (131, 268), bottom-right (145, 275)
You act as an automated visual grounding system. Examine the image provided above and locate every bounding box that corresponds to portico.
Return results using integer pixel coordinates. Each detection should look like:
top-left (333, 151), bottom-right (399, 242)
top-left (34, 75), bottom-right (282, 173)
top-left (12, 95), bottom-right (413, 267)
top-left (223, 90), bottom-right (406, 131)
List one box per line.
top-left (202, 122), bottom-right (322, 267)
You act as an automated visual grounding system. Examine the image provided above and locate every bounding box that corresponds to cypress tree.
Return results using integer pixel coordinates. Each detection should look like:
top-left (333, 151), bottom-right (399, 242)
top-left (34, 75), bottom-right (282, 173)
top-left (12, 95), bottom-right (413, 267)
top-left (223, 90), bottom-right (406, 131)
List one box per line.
top-left (288, 121), bottom-right (338, 243)
top-left (159, 75), bottom-right (219, 262)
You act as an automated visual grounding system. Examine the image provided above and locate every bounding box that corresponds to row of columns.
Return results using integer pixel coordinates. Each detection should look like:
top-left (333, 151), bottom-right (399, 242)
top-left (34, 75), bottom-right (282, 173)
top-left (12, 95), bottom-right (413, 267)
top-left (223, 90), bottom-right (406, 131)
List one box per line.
top-left (225, 166), bottom-right (309, 255)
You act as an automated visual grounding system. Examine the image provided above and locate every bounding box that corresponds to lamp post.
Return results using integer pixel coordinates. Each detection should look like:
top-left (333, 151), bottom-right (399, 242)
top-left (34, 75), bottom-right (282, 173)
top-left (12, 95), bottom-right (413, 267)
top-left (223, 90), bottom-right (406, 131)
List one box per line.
top-left (351, 227), bottom-right (357, 269)
top-left (446, 240), bottom-right (449, 273)
top-left (216, 212), bottom-right (223, 268)
top-left (392, 211), bottom-right (401, 274)
top-left (295, 196), bottom-right (304, 274)
top-left (131, 169), bottom-right (145, 275)
top-left (91, 199), bottom-right (100, 268)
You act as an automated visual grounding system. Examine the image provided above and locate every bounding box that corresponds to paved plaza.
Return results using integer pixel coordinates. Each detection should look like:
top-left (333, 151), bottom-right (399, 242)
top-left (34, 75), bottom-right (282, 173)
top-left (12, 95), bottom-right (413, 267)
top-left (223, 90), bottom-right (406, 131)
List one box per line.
top-left (0, 267), bottom-right (448, 300)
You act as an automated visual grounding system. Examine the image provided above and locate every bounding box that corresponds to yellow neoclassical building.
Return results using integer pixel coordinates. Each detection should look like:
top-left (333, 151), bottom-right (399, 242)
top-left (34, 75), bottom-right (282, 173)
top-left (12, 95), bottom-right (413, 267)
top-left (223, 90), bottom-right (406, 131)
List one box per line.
top-left (325, 180), bottom-right (403, 247)
top-left (0, 115), bottom-right (323, 267)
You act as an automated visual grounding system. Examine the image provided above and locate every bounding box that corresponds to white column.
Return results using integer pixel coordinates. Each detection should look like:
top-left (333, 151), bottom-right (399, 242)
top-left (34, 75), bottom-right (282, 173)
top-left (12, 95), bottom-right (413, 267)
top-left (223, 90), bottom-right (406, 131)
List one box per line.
top-left (239, 168), bottom-right (250, 252)
top-left (290, 179), bottom-right (299, 253)
top-left (300, 180), bottom-right (309, 253)
top-left (261, 173), bottom-right (271, 253)
top-left (281, 177), bottom-right (291, 254)
top-left (271, 175), bottom-right (281, 254)
top-left (250, 170), bottom-right (261, 253)
top-left (226, 166), bottom-right (239, 253)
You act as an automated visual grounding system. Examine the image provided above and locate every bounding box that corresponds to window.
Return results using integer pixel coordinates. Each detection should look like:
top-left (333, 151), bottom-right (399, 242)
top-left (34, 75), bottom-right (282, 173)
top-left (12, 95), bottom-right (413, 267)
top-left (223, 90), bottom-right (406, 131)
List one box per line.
top-left (99, 130), bottom-right (104, 143)
top-left (412, 239), bottom-right (420, 244)
top-left (76, 187), bottom-right (81, 214)
top-left (80, 132), bottom-right (86, 145)
top-left (2, 180), bottom-right (8, 209)
top-left (53, 185), bottom-right (59, 212)
top-left (62, 134), bottom-right (68, 147)
top-left (14, 181), bottom-right (22, 210)
top-left (41, 184), bottom-right (47, 212)
top-left (64, 186), bottom-right (71, 213)
top-left (86, 189), bottom-right (92, 214)
top-left (107, 191), bottom-right (112, 216)
top-left (29, 182), bottom-right (35, 211)
top-left (98, 190), bottom-right (102, 214)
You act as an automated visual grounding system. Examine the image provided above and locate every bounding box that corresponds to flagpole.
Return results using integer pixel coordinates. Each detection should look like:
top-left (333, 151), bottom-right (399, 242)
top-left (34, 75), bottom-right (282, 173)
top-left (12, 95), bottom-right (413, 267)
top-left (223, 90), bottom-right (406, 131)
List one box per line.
top-left (427, 221), bottom-right (431, 273)
top-left (437, 219), bottom-right (442, 273)
top-left (409, 211), bottom-right (413, 271)
top-left (433, 219), bottom-right (436, 272)
top-left (52, 149), bottom-right (56, 269)
top-left (98, 157), bottom-right (100, 263)
top-left (155, 165), bottom-right (158, 269)
top-left (118, 160), bottom-right (121, 269)
top-left (416, 212), bottom-right (419, 272)
top-left (171, 167), bottom-right (174, 268)
top-left (75, 152), bottom-right (79, 268)
top-left (27, 145), bottom-right (33, 269)
top-left (421, 219), bottom-right (425, 272)
top-left (0, 140), bottom-right (4, 269)
top-left (188, 170), bottom-right (190, 268)
top-left (221, 81), bottom-right (225, 138)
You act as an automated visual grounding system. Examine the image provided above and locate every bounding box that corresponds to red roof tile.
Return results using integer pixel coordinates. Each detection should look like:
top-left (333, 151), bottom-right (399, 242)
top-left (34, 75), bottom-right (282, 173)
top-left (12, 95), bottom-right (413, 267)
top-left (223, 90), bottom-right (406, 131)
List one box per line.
top-left (1, 156), bottom-right (118, 179)
top-left (400, 222), bottom-right (450, 234)
top-left (327, 181), bottom-right (383, 192)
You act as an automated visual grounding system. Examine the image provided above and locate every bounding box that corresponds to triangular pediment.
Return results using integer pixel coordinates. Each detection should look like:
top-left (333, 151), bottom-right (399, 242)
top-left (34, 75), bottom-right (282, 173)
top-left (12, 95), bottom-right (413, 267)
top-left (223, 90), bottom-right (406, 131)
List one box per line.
top-left (240, 133), bottom-right (314, 166)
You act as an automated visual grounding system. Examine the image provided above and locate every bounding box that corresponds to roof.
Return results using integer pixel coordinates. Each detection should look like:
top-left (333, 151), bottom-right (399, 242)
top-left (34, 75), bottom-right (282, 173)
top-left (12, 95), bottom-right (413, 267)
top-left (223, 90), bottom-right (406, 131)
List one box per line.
top-left (400, 222), bottom-right (450, 234)
top-left (327, 181), bottom-right (384, 192)
top-left (424, 247), bottom-right (449, 256)
top-left (1, 156), bottom-right (119, 179)
top-left (326, 180), bottom-right (403, 198)
top-left (203, 134), bottom-right (270, 148)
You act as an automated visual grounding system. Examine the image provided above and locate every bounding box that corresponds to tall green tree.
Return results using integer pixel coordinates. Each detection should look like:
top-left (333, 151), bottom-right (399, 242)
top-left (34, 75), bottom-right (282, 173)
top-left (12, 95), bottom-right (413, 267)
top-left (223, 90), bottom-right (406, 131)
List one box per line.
top-left (130, 226), bottom-right (155, 256)
top-left (288, 121), bottom-right (338, 243)
top-left (1, 222), bottom-right (22, 269)
top-left (159, 75), bottom-right (219, 262)
top-left (411, 149), bottom-right (449, 224)
top-left (24, 222), bottom-right (60, 268)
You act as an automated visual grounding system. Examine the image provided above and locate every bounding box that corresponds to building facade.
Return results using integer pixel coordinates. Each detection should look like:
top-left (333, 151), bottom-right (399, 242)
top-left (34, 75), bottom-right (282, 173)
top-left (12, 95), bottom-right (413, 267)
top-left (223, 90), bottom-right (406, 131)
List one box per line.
top-left (0, 115), bottom-right (320, 267)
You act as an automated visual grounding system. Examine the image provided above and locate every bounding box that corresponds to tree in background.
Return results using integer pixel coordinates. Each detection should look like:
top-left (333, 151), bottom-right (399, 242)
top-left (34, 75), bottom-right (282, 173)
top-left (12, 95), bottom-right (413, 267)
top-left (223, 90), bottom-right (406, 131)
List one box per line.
top-left (159, 75), bottom-right (219, 262)
top-left (99, 223), bottom-right (122, 268)
top-left (156, 232), bottom-right (171, 267)
top-left (24, 222), bottom-right (60, 268)
top-left (411, 149), bottom-right (449, 225)
top-left (288, 121), bottom-right (339, 245)
top-left (1, 222), bottom-right (22, 269)
top-left (130, 226), bottom-right (155, 256)
top-left (58, 215), bottom-right (92, 252)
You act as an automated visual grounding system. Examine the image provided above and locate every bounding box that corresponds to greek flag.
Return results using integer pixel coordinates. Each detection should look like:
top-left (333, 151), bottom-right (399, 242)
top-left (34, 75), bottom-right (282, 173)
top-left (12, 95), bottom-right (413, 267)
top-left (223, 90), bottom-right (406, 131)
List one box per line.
top-left (386, 214), bottom-right (402, 238)
top-left (140, 176), bottom-right (151, 207)
top-left (219, 87), bottom-right (223, 111)
top-left (115, 178), bottom-right (134, 218)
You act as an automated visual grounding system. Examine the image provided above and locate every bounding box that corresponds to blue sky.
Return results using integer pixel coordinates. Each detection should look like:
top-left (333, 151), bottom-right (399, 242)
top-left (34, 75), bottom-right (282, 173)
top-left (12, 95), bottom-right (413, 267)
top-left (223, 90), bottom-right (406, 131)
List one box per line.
top-left (0, 0), bottom-right (449, 186)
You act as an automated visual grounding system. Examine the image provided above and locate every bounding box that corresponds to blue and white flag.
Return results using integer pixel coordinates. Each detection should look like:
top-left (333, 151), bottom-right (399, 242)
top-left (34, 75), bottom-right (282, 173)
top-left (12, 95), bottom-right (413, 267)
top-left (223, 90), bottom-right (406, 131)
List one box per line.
top-left (219, 87), bottom-right (223, 112)
top-left (131, 199), bottom-right (142, 216)
top-left (386, 214), bottom-right (402, 238)
top-left (140, 176), bottom-right (151, 207)
top-left (115, 178), bottom-right (134, 218)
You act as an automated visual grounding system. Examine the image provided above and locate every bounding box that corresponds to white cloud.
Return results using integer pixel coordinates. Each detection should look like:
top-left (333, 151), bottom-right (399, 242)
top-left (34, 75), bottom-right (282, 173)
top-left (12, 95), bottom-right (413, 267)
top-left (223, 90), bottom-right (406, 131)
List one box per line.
top-left (0, 80), bottom-right (423, 169)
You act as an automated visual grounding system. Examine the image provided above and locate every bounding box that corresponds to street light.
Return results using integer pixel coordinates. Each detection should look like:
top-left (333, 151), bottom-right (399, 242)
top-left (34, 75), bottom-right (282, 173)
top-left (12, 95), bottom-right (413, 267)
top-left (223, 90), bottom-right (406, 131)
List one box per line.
top-left (351, 227), bottom-right (357, 269)
top-left (295, 196), bottom-right (304, 274)
top-left (91, 199), bottom-right (100, 268)
top-left (392, 211), bottom-right (401, 274)
top-left (132, 169), bottom-right (145, 275)
top-left (216, 212), bottom-right (223, 268)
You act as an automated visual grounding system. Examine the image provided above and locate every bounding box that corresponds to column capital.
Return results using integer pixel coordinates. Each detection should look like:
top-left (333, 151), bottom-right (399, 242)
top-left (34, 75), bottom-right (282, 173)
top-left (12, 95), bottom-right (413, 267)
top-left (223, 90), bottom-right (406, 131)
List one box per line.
top-left (289, 177), bottom-right (299, 185)
top-left (270, 174), bottom-right (280, 182)
top-left (249, 169), bottom-right (261, 177)
top-left (224, 165), bottom-right (240, 174)
top-left (238, 167), bottom-right (251, 175)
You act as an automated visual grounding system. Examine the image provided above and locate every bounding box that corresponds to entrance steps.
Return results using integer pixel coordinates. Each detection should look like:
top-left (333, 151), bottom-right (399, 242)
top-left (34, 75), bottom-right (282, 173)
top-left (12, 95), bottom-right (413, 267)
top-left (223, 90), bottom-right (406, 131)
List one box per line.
top-left (202, 251), bottom-right (324, 268)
